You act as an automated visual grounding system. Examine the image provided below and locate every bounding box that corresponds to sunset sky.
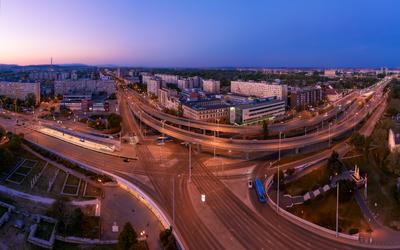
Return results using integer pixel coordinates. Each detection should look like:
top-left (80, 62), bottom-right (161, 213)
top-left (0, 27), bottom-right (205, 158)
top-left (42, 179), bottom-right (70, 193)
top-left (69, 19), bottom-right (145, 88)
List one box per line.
top-left (0, 0), bottom-right (399, 67)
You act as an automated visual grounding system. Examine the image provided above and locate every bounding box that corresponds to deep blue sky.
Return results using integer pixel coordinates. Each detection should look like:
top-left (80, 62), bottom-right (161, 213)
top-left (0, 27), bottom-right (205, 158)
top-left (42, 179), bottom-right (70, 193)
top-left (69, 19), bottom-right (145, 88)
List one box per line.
top-left (0, 0), bottom-right (399, 67)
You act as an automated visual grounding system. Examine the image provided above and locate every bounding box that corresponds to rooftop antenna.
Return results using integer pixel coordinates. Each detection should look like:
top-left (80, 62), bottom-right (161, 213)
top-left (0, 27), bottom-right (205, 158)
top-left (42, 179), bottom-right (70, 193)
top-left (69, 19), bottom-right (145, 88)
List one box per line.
top-left (51, 57), bottom-right (53, 66)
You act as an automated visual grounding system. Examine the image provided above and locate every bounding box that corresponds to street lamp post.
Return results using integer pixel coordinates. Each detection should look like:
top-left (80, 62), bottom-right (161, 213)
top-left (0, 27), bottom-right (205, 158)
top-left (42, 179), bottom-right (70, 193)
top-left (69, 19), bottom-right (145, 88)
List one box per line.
top-left (328, 123), bottom-right (332, 148)
top-left (188, 143), bottom-right (192, 183)
top-left (172, 175), bottom-right (175, 228)
top-left (336, 181), bottom-right (339, 237)
top-left (277, 131), bottom-right (282, 213)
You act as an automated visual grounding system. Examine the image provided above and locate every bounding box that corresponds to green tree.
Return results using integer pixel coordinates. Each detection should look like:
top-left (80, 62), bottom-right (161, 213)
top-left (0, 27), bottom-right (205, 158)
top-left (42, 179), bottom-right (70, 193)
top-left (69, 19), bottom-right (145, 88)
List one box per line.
top-left (327, 151), bottom-right (342, 176)
top-left (8, 134), bottom-right (21, 151)
top-left (0, 126), bottom-right (5, 138)
top-left (338, 179), bottom-right (356, 202)
top-left (159, 228), bottom-right (177, 250)
top-left (177, 103), bottom-right (183, 117)
top-left (273, 169), bottom-right (285, 189)
top-left (118, 222), bottom-right (138, 250)
top-left (262, 120), bottom-right (269, 139)
top-left (69, 208), bottom-right (84, 236)
top-left (370, 128), bottom-right (389, 166)
top-left (350, 133), bottom-right (366, 149)
top-left (108, 113), bottom-right (122, 129)
top-left (386, 151), bottom-right (400, 175)
top-left (47, 198), bottom-right (69, 234)
top-left (0, 148), bottom-right (15, 171)
top-left (25, 93), bottom-right (36, 107)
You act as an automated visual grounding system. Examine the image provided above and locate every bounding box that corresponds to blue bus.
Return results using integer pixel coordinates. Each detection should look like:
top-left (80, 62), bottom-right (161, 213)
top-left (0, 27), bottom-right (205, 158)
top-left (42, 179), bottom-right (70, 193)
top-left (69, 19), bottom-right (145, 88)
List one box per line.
top-left (254, 178), bottom-right (267, 203)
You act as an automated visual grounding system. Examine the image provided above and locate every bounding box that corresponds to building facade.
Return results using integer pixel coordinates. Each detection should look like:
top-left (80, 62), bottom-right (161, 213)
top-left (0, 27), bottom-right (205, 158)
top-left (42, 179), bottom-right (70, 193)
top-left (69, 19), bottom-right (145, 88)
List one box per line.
top-left (229, 99), bottom-right (285, 125)
top-left (288, 87), bottom-right (323, 110)
top-left (0, 81), bottom-right (41, 105)
top-left (230, 81), bottom-right (288, 101)
top-left (154, 74), bottom-right (179, 85)
top-left (147, 78), bottom-right (161, 96)
top-left (183, 104), bottom-right (228, 122)
top-left (202, 79), bottom-right (220, 94)
top-left (54, 80), bottom-right (115, 96)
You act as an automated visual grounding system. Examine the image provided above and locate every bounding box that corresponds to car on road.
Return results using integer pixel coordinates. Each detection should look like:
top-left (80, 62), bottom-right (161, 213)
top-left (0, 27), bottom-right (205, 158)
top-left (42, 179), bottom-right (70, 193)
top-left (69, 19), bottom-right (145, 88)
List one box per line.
top-left (248, 179), bottom-right (253, 189)
top-left (123, 158), bottom-right (130, 162)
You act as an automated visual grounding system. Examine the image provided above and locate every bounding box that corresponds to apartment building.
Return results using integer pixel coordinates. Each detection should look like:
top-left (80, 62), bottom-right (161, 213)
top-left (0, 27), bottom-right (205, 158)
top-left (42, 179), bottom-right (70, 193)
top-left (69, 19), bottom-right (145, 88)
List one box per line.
top-left (0, 81), bottom-right (41, 105)
top-left (230, 80), bottom-right (288, 101)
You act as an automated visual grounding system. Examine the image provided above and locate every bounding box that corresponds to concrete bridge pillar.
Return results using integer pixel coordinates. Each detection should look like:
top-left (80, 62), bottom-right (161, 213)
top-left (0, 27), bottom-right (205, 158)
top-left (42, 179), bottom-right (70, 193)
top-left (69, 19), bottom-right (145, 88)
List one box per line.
top-left (245, 152), bottom-right (250, 160)
top-left (203, 129), bottom-right (206, 135)
top-left (295, 148), bottom-right (300, 154)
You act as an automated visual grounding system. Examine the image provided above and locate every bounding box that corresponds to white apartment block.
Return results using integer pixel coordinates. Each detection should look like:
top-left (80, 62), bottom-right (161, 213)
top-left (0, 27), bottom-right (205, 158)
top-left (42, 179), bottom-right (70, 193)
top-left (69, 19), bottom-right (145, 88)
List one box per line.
top-left (54, 80), bottom-right (115, 96)
top-left (202, 79), bottom-right (220, 94)
top-left (142, 75), bottom-right (154, 86)
top-left (147, 78), bottom-right (161, 96)
top-left (178, 79), bottom-right (191, 90)
top-left (158, 88), bottom-right (179, 110)
top-left (0, 82), bottom-right (41, 105)
top-left (324, 69), bottom-right (337, 77)
top-left (230, 81), bottom-right (288, 101)
top-left (154, 74), bottom-right (179, 85)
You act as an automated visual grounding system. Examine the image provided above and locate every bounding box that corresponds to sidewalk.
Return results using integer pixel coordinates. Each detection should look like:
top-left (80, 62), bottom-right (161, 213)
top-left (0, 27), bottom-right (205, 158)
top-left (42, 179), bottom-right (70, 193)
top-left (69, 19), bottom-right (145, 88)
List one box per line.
top-left (100, 186), bottom-right (163, 250)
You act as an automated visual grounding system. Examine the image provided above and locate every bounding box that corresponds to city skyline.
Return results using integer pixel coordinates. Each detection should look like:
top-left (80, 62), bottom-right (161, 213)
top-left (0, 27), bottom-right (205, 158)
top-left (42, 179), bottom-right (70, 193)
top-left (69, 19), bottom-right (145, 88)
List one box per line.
top-left (1, 0), bottom-right (400, 68)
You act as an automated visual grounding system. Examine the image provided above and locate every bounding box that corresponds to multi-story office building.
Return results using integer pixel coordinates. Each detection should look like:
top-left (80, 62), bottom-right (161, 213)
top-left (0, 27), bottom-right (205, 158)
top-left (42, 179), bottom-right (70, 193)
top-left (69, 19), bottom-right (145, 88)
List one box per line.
top-left (182, 99), bottom-right (229, 122)
top-left (147, 78), bottom-right (161, 96)
top-left (202, 79), bottom-right (220, 94)
top-left (229, 99), bottom-right (285, 125)
top-left (230, 81), bottom-right (288, 101)
top-left (288, 86), bottom-right (323, 110)
top-left (54, 80), bottom-right (115, 96)
top-left (0, 81), bottom-right (41, 105)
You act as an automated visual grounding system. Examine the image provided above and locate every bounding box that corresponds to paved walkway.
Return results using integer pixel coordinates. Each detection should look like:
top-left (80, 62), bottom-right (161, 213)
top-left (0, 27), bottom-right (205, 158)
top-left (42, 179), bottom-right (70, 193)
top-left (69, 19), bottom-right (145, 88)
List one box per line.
top-left (100, 186), bottom-right (163, 250)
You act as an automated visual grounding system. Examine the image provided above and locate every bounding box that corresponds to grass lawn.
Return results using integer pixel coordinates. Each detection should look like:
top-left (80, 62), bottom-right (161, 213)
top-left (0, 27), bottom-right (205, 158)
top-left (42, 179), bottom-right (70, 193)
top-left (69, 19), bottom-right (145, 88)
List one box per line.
top-left (285, 166), bottom-right (330, 196)
top-left (275, 151), bottom-right (319, 166)
top-left (65, 175), bottom-right (80, 186)
top-left (0, 206), bottom-right (8, 217)
top-left (7, 173), bottom-right (25, 183)
top-left (343, 155), bottom-right (400, 229)
top-left (288, 189), bottom-right (371, 234)
top-left (34, 220), bottom-right (55, 241)
top-left (22, 159), bottom-right (37, 168)
top-left (62, 186), bottom-right (79, 195)
top-left (15, 166), bottom-right (32, 175)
